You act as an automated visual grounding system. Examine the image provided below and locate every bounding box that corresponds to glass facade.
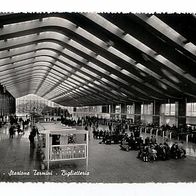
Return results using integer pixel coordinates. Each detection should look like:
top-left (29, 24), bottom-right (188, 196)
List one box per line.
top-left (115, 105), bottom-right (121, 114)
top-left (141, 103), bottom-right (153, 115)
top-left (16, 94), bottom-right (72, 116)
top-left (75, 106), bottom-right (102, 113)
top-left (0, 85), bottom-right (15, 116)
top-left (45, 102), bottom-right (196, 125)
top-left (186, 103), bottom-right (196, 116)
top-left (127, 105), bottom-right (134, 114)
top-left (161, 103), bottom-right (175, 116)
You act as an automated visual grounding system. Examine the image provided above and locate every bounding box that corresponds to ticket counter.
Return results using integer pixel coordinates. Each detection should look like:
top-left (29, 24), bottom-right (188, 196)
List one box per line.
top-left (36, 122), bottom-right (88, 170)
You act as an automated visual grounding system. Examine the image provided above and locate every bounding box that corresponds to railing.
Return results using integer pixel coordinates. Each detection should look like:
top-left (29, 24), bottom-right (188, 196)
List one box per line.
top-left (139, 125), bottom-right (196, 143)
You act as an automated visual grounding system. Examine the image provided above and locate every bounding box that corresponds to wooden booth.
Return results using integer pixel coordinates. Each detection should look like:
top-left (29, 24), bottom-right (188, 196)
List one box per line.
top-left (36, 122), bottom-right (88, 170)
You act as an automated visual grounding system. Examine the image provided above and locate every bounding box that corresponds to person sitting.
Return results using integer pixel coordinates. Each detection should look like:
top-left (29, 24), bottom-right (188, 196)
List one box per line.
top-left (105, 132), bottom-right (112, 144)
top-left (99, 130), bottom-right (104, 139)
top-left (96, 129), bottom-right (99, 139)
top-left (99, 131), bottom-right (109, 144)
top-left (136, 137), bottom-right (144, 149)
top-left (150, 135), bottom-right (156, 144)
top-left (145, 137), bottom-right (150, 145)
top-left (155, 143), bottom-right (164, 160)
top-left (120, 133), bottom-right (130, 151)
top-left (170, 143), bottom-right (179, 159)
top-left (129, 136), bottom-right (136, 150)
top-left (163, 142), bottom-right (170, 160)
top-left (112, 132), bottom-right (120, 144)
top-left (137, 144), bottom-right (144, 159)
top-left (142, 145), bottom-right (150, 162)
top-left (134, 129), bottom-right (140, 138)
top-left (177, 141), bottom-right (186, 158)
top-left (149, 145), bottom-right (157, 161)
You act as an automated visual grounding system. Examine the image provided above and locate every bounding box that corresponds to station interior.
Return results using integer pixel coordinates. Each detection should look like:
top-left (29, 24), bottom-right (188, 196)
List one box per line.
top-left (0, 13), bottom-right (196, 183)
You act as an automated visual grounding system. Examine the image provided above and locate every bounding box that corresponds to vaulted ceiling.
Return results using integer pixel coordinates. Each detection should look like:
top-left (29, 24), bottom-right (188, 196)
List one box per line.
top-left (0, 13), bottom-right (196, 106)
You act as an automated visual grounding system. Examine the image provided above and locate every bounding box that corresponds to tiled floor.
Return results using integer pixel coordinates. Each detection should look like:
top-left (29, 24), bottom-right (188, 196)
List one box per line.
top-left (0, 124), bottom-right (196, 182)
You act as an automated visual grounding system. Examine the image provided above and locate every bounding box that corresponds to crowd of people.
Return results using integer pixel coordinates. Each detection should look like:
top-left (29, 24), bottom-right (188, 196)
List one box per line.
top-left (95, 126), bottom-right (186, 162)
top-left (137, 141), bottom-right (186, 162)
top-left (95, 129), bottom-right (124, 144)
top-left (8, 115), bottom-right (31, 138)
top-left (120, 133), bottom-right (143, 151)
top-left (141, 123), bottom-right (196, 141)
top-left (79, 116), bottom-right (187, 163)
top-left (32, 116), bottom-right (188, 162)
top-left (4, 114), bottom-right (189, 164)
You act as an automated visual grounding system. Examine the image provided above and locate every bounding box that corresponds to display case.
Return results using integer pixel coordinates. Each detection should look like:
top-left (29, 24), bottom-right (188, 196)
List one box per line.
top-left (36, 122), bottom-right (88, 170)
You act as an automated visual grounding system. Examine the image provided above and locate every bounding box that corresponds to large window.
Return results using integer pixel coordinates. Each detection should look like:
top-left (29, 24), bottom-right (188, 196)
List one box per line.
top-left (161, 103), bottom-right (175, 116)
top-left (127, 105), bottom-right (134, 114)
top-left (186, 103), bottom-right (196, 116)
top-left (16, 94), bottom-right (70, 116)
top-left (76, 106), bottom-right (102, 113)
top-left (115, 105), bottom-right (121, 114)
top-left (141, 103), bottom-right (153, 115)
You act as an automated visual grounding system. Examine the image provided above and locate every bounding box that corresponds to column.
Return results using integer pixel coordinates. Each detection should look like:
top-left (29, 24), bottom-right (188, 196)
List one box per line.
top-left (134, 102), bottom-right (141, 124)
top-left (176, 100), bottom-right (186, 128)
top-left (102, 105), bottom-right (109, 113)
top-left (109, 104), bottom-right (116, 119)
top-left (153, 101), bottom-right (161, 126)
top-left (121, 103), bottom-right (127, 119)
top-left (13, 97), bottom-right (16, 114)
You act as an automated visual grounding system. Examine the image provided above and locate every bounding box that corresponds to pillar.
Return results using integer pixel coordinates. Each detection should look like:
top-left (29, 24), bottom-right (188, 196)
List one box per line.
top-left (109, 104), bottom-right (116, 119)
top-left (134, 102), bottom-right (141, 124)
top-left (153, 101), bottom-right (161, 126)
top-left (176, 100), bottom-right (186, 128)
top-left (110, 104), bottom-right (116, 114)
top-left (102, 105), bottom-right (109, 113)
top-left (121, 103), bottom-right (127, 119)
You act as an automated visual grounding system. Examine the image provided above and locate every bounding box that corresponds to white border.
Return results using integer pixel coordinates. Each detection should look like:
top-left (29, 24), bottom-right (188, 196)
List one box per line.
top-left (1, 0), bottom-right (196, 195)
top-left (1, 183), bottom-right (196, 196)
top-left (0, 0), bottom-right (196, 13)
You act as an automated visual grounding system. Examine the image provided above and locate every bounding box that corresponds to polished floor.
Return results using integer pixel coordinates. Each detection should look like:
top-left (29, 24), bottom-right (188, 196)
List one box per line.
top-left (0, 124), bottom-right (196, 182)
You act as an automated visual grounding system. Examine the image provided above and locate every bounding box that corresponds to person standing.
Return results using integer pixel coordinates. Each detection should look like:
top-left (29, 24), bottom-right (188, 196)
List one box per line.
top-left (29, 132), bottom-right (35, 148)
top-left (31, 126), bottom-right (39, 137)
top-left (9, 126), bottom-right (14, 138)
top-left (84, 125), bottom-right (90, 141)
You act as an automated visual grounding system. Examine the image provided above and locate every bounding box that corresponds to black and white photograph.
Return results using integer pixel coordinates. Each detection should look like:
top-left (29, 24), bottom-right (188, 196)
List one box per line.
top-left (0, 0), bottom-right (196, 195)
